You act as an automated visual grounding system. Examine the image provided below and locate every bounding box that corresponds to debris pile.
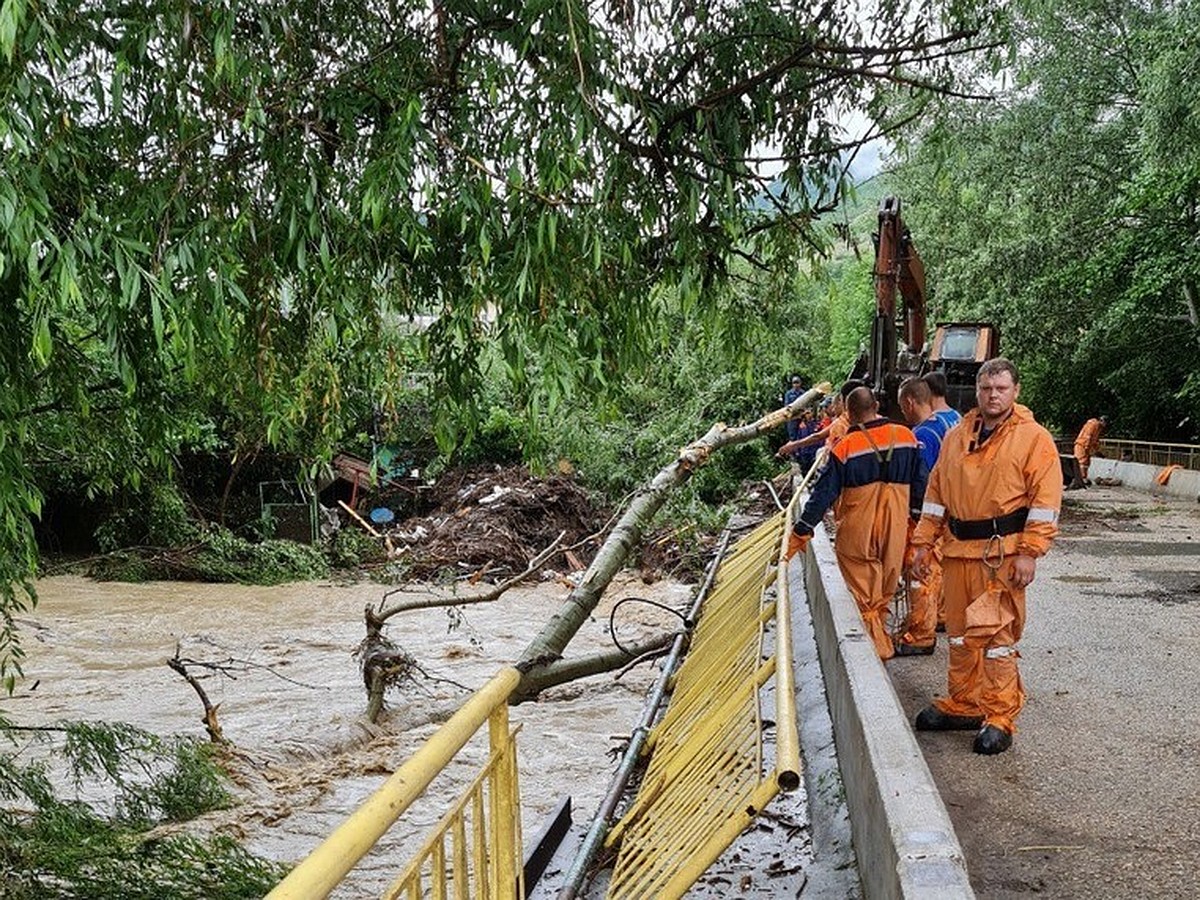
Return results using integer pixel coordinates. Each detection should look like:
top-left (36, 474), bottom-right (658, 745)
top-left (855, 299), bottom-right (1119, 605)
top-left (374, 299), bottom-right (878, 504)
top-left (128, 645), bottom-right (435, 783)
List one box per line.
top-left (380, 465), bottom-right (609, 580)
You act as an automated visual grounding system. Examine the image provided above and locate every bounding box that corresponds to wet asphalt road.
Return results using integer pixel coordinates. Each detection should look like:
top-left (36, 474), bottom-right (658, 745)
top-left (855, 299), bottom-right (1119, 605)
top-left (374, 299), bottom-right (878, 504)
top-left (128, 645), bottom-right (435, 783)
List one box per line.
top-left (887, 485), bottom-right (1200, 899)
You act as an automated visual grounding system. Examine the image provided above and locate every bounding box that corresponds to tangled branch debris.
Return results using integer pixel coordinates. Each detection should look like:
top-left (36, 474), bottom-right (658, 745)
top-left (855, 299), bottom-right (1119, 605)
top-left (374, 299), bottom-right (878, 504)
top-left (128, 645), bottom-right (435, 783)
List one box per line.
top-left (379, 465), bottom-right (607, 580)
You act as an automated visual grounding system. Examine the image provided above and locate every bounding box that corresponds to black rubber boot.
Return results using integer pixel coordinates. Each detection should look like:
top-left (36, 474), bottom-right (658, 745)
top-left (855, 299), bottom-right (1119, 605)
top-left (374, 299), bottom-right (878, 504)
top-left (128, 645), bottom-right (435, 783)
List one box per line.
top-left (914, 706), bottom-right (983, 731)
top-left (894, 640), bottom-right (936, 657)
top-left (972, 725), bottom-right (1013, 755)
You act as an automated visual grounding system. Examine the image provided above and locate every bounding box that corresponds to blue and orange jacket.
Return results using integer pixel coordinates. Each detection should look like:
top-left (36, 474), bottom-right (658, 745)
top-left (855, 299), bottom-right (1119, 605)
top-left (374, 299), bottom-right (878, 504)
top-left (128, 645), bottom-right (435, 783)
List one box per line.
top-left (794, 417), bottom-right (928, 538)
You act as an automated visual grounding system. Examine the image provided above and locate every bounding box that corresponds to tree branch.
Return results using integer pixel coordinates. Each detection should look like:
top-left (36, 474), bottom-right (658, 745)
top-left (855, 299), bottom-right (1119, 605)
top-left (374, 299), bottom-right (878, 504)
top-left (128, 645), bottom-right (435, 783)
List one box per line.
top-left (514, 632), bottom-right (677, 698)
top-left (372, 530), bottom-right (567, 624)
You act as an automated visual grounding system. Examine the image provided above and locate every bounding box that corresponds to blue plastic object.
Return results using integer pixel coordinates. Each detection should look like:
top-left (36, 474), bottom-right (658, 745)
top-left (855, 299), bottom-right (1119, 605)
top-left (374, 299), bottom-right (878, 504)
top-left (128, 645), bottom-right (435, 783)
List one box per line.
top-left (369, 507), bottom-right (395, 524)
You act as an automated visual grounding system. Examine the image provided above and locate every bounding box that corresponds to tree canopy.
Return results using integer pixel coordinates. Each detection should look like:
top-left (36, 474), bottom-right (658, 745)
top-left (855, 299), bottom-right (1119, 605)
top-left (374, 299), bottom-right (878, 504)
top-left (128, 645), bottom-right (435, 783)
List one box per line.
top-left (0, 0), bottom-right (1000, 681)
top-left (888, 0), bottom-right (1200, 439)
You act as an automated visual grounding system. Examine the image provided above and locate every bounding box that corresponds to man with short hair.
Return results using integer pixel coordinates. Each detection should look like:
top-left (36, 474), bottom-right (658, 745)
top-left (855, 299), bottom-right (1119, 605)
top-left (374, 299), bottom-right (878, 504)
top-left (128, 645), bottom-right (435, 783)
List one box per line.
top-left (783, 375), bottom-right (806, 441)
top-left (894, 377), bottom-right (944, 656)
top-left (921, 370), bottom-right (963, 633)
top-left (1073, 415), bottom-right (1108, 485)
top-left (787, 386), bottom-right (927, 659)
top-left (910, 358), bottom-right (1061, 755)
top-left (923, 370), bottom-right (962, 436)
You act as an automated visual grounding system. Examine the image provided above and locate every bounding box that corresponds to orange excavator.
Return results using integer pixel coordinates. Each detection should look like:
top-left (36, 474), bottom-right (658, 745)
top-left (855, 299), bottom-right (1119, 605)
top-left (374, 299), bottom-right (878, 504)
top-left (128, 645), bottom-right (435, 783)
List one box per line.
top-left (853, 196), bottom-right (999, 417)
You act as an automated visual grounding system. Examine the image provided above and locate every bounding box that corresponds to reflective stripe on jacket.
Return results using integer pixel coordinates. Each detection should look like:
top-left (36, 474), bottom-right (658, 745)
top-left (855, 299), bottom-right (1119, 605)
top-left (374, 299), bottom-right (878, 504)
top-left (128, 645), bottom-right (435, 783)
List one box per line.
top-left (796, 418), bottom-right (928, 539)
top-left (912, 404), bottom-right (1061, 559)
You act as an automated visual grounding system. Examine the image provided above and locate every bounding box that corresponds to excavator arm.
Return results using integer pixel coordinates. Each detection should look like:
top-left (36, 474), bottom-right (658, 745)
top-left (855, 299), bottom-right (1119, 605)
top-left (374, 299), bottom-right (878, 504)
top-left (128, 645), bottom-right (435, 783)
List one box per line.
top-left (858, 195), bottom-right (999, 417)
top-left (862, 196), bottom-right (928, 415)
top-left (874, 195), bottom-right (927, 356)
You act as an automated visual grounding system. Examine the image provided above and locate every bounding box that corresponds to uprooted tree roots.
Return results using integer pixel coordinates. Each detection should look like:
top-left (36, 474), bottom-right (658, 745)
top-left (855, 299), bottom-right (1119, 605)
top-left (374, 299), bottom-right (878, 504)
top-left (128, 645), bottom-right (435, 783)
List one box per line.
top-left (357, 613), bottom-right (419, 723)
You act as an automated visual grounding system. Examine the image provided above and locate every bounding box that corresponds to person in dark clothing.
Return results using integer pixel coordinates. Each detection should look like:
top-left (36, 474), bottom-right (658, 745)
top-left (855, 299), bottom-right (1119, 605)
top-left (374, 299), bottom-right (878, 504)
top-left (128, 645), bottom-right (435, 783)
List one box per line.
top-left (783, 375), bottom-right (806, 441)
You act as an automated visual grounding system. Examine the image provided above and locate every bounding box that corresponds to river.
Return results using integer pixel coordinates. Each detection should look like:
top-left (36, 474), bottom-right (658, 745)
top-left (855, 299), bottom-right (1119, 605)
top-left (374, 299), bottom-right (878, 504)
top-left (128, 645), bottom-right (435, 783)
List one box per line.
top-left (5, 573), bottom-right (691, 897)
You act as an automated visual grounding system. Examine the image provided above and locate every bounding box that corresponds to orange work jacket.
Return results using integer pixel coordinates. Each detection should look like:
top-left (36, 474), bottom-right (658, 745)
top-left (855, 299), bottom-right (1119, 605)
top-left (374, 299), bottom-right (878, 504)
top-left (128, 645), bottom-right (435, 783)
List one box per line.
top-left (1073, 418), bottom-right (1102, 458)
top-left (912, 404), bottom-right (1061, 560)
top-left (825, 412), bottom-right (850, 450)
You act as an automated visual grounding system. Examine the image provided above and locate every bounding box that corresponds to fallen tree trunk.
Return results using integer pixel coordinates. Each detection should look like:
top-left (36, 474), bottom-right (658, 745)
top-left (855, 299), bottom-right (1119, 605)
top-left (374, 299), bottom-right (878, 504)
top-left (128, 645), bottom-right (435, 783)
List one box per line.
top-left (513, 634), bottom-right (677, 698)
top-left (514, 383), bottom-right (828, 699)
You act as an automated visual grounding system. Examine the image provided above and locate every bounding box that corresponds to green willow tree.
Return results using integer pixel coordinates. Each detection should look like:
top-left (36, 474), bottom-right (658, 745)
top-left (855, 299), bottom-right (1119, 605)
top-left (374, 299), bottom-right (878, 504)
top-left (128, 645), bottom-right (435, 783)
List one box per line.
top-left (0, 0), bottom-right (1001, 681)
top-left (888, 0), bottom-right (1200, 438)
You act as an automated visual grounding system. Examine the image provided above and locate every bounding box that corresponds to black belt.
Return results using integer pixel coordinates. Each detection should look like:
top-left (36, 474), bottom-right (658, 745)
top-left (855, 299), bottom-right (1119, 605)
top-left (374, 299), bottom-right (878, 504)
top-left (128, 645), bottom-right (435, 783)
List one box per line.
top-left (947, 508), bottom-right (1029, 540)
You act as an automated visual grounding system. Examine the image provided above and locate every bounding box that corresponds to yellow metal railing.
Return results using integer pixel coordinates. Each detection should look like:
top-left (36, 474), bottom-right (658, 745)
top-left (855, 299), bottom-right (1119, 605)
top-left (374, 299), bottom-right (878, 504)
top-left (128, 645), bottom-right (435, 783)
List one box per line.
top-left (268, 504), bottom-right (803, 900)
top-left (602, 510), bottom-right (800, 899)
top-left (266, 667), bottom-right (523, 900)
top-left (1099, 438), bottom-right (1200, 471)
top-left (383, 711), bottom-right (523, 900)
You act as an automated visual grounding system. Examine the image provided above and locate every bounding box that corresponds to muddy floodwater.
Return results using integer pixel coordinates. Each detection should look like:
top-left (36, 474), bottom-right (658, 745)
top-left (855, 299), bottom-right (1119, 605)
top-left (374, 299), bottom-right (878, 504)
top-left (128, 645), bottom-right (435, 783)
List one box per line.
top-left (6, 573), bottom-right (691, 897)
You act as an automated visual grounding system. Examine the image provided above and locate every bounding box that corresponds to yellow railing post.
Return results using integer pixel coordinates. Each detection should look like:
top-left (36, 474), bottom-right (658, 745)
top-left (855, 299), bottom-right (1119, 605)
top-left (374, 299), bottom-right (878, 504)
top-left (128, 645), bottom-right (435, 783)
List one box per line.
top-left (488, 702), bottom-right (520, 900)
top-left (774, 491), bottom-right (802, 792)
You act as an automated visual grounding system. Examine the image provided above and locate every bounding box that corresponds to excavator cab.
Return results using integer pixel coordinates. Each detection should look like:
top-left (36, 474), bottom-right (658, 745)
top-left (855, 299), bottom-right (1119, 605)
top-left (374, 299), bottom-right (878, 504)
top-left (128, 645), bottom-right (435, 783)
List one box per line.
top-left (928, 323), bottom-right (1000, 413)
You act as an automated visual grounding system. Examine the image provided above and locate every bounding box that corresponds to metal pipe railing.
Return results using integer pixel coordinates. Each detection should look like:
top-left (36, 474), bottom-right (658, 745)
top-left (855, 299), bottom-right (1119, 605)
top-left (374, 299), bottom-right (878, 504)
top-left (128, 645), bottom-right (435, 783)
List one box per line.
top-left (1098, 438), bottom-right (1199, 471)
top-left (773, 487), bottom-right (804, 792)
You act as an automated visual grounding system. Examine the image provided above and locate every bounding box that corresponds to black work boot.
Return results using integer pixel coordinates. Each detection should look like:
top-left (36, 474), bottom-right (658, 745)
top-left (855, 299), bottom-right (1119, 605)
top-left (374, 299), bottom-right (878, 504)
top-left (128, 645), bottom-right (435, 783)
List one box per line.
top-left (973, 725), bottom-right (1013, 755)
top-left (914, 705), bottom-right (984, 731)
top-left (894, 640), bottom-right (936, 657)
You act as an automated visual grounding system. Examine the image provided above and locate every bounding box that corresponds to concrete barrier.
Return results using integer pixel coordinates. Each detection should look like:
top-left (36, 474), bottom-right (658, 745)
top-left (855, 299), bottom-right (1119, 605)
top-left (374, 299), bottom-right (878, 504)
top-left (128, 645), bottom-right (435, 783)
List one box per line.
top-left (1090, 458), bottom-right (1200, 501)
top-left (800, 529), bottom-right (974, 900)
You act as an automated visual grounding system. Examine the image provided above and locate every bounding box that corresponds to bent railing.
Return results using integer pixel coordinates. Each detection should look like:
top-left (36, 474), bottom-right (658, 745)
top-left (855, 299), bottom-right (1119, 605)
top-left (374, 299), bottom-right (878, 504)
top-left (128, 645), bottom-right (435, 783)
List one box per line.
top-left (266, 506), bottom-right (802, 899)
top-left (601, 510), bottom-right (801, 899)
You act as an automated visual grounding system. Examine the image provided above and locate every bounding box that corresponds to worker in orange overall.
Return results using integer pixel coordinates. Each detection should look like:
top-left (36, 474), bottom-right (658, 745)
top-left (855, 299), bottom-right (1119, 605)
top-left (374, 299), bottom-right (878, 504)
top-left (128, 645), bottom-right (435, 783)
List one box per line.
top-left (910, 358), bottom-right (1062, 755)
top-left (1072, 415), bottom-right (1107, 486)
top-left (787, 386), bottom-right (927, 660)
top-left (894, 376), bottom-right (945, 656)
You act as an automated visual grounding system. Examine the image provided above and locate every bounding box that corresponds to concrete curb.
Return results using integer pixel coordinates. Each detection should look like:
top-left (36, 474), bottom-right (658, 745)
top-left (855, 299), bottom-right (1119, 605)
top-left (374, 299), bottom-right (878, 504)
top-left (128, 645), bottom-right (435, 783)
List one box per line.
top-left (801, 529), bottom-right (974, 900)
top-left (1090, 458), bottom-right (1200, 501)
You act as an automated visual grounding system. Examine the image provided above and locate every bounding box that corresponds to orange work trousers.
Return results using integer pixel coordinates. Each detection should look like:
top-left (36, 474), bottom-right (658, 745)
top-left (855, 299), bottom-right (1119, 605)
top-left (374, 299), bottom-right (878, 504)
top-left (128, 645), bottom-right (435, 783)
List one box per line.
top-left (898, 550), bottom-right (941, 649)
top-left (1073, 450), bottom-right (1092, 481)
top-left (835, 549), bottom-right (900, 660)
top-left (932, 556), bottom-right (1027, 734)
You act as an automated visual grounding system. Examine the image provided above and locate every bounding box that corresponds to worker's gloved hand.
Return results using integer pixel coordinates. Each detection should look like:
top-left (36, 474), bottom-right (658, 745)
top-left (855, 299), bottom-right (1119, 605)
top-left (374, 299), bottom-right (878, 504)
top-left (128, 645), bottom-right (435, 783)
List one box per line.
top-left (910, 547), bottom-right (932, 579)
top-left (785, 532), bottom-right (811, 561)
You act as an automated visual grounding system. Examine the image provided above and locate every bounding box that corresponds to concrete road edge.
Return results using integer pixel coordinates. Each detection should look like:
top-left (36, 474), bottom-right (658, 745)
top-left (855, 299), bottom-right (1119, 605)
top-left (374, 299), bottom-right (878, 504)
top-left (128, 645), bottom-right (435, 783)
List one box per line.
top-left (799, 528), bottom-right (974, 899)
